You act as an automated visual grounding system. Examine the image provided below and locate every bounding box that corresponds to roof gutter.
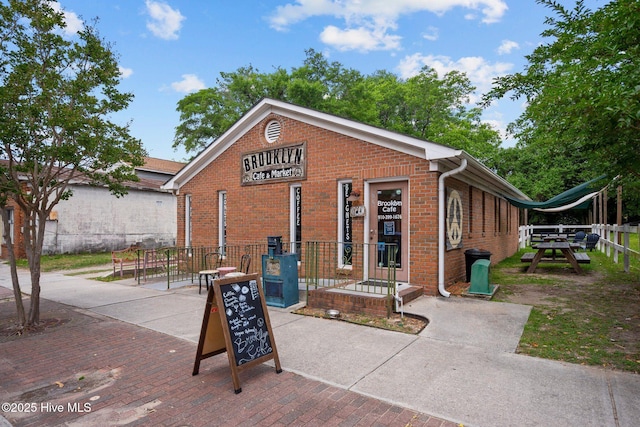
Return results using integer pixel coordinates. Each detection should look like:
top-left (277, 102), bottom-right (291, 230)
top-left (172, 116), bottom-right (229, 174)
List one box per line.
top-left (438, 158), bottom-right (467, 297)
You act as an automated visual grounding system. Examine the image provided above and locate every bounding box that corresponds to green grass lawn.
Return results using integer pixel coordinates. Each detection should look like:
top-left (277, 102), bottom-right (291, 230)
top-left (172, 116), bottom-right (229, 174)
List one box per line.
top-left (493, 246), bottom-right (640, 373)
top-left (608, 229), bottom-right (640, 252)
top-left (13, 252), bottom-right (113, 272)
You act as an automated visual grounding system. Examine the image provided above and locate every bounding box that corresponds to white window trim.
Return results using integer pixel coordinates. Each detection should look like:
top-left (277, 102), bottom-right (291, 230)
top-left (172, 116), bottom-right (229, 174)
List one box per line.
top-left (185, 194), bottom-right (192, 247)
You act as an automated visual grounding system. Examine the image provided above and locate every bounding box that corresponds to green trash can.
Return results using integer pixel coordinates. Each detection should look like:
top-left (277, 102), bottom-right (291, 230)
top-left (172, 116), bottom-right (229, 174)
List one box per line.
top-left (469, 259), bottom-right (493, 295)
top-left (464, 248), bottom-right (491, 282)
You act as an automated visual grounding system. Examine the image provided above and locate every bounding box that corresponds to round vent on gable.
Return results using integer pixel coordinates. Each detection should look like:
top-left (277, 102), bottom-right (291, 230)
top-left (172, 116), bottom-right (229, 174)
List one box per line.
top-left (265, 120), bottom-right (281, 143)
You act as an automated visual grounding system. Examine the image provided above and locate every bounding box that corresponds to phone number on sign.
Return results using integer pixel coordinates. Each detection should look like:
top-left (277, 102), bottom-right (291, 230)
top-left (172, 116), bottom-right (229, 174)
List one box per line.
top-left (377, 214), bottom-right (402, 220)
top-left (2, 402), bottom-right (92, 413)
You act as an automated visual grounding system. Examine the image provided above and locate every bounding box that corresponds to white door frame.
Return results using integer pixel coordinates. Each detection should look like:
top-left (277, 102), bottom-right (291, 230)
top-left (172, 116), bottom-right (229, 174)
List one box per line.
top-left (364, 177), bottom-right (410, 283)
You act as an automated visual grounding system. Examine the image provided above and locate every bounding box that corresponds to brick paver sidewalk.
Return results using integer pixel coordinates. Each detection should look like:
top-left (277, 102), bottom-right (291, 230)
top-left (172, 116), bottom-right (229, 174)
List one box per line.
top-left (0, 291), bottom-right (455, 426)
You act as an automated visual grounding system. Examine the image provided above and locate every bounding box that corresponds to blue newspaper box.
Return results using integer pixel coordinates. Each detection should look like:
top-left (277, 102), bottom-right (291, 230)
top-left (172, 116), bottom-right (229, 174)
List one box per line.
top-left (262, 253), bottom-right (299, 307)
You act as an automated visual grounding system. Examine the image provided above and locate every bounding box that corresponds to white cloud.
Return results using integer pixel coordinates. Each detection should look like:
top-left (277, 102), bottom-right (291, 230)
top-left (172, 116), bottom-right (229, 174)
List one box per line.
top-left (270, 0), bottom-right (508, 29)
top-left (483, 114), bottom-right (518, 146)
top-left (52, 2), bottom-right (84, 36)
top-left (397, 53), bottom-right (513, 103)
top-left (145, 0), bottom-right (185, 40)
top-left (482, 115), bottom-right (508, 139)
top-left (171, 74), bottom-right (205, 93)
top-left (422, 26), bottom-right (439, 41)
top-left (497, 39), bottom-right (519, 55)
top-left (119, 66), bottom-right (134, 79)
top-left (268, 0), bottom-right (508, 52)
top-left (320, 25), bottom-right (401, 51)
top-left (482, 118), bottom-right (502, 132)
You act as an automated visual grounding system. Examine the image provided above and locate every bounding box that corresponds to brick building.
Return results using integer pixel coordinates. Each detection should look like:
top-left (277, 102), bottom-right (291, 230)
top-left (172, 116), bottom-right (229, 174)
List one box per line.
top-left (163, 99), bottom-right (529, 296)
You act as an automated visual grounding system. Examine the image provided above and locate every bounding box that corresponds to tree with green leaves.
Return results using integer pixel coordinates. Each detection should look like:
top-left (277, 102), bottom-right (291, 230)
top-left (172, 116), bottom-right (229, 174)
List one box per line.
top-left (173, 64), bottom-right (291, 154)
top-left (399, 67), bottom-right (501, 166)
top-left (0, 0), bottom-right (145, 327)
top-left (483, 0), bottom-right (640, 219)
top-left (287, 50), bottom-right (377, 124)
top-left (173, 49), bottom-right (502, 167)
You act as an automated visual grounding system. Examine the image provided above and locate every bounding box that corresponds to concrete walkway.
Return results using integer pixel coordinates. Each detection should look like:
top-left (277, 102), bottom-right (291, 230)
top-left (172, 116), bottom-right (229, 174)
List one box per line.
top-left (1, 264), bottom-right (639, 426)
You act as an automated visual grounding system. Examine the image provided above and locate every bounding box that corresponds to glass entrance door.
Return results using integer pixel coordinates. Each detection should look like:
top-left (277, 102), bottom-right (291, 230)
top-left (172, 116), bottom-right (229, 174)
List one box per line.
top-left (368, 181), bottom-right (408, 282)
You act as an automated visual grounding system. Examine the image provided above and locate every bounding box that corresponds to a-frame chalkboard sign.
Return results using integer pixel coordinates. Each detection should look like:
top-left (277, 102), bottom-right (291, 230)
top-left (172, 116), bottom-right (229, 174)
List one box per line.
top-left (192, 273), bottom-right (282, 393)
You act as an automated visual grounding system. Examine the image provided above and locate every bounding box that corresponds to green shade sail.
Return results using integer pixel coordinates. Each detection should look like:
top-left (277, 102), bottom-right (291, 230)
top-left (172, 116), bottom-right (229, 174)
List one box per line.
top-left (505, 175), bottom-right (607, 211)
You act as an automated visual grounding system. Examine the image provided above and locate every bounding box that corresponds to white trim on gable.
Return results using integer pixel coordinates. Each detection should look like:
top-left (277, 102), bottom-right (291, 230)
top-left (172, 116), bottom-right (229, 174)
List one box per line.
top-left (162, 98), bottom-right (529, 201)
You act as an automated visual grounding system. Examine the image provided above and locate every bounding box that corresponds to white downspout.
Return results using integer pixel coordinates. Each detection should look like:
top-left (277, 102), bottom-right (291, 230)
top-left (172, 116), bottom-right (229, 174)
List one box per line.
top-left (438, 158), bottom-right (467, 297)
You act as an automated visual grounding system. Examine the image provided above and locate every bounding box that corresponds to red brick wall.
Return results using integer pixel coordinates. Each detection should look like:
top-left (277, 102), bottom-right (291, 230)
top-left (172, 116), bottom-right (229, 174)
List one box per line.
top-left (307, 288), bottom-right (393, 318)
top-left (442, 178), bottom-right (520, 288)
top-left (1, 195), bottom-right (26, 259)
top-left (176, 113), bottom-right (520, 295)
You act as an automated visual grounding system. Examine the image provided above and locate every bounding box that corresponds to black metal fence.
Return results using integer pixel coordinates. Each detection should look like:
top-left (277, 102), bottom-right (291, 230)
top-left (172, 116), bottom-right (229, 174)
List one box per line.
top-left (135, 243), bottom-right (290, 288)
top-left (134, 241), bottom-right (397, 296)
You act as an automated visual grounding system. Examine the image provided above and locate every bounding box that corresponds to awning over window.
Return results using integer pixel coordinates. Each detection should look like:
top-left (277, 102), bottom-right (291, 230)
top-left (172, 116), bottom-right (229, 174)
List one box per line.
top-left (504, 175), bottom-right (607, 211)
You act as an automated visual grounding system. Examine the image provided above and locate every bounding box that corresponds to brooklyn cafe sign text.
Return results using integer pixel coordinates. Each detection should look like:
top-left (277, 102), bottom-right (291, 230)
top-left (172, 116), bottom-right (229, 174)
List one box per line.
top-left (241, 142), bottom-right (306, 185)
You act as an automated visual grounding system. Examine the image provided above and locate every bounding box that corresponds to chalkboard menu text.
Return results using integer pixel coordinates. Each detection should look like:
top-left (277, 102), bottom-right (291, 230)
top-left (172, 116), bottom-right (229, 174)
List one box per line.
top-left (193, 273), bottom-right (282, 393)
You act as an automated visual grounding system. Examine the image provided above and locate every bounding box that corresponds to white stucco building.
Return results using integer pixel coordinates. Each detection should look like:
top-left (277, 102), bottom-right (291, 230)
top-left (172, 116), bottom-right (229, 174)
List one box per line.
top-left (37, 157), bottom-right (185, 254)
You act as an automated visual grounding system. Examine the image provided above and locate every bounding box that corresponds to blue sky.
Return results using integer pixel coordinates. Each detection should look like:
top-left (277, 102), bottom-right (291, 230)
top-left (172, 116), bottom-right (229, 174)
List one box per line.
top-left (53, 0), bottom-right (606, 162)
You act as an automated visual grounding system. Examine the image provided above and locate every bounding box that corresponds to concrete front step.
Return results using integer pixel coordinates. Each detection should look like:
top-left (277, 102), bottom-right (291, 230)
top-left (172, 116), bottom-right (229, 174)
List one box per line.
top-left (397, 285), bottom-right (423, 305)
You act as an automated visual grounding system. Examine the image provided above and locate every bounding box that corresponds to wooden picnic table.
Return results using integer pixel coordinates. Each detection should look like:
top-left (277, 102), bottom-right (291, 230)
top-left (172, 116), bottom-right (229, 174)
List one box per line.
top-left (543, 234), bottom-right (568, 242)
top-left (521, 241), bottom-right (589, 274)
top-left (540, 235), bottom-right (581, 256)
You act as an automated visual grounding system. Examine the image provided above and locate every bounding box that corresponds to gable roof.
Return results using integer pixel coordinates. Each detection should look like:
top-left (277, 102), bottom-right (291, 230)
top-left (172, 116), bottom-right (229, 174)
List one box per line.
top-left (0, 158), bottom-right (174, 193)
top-left (162, 98), bottom-right (529, 201)
top-left (138, 157), bottom-right (186, 175)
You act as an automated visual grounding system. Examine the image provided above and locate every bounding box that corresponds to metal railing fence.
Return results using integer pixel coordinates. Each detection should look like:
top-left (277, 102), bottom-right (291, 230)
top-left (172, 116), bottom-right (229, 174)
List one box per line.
top-left (304, 241), bottom-right (398, 297)
top-left (135, 243), bottom-right (279, 288)
top-left (133, 241), bottom-right (399, 294)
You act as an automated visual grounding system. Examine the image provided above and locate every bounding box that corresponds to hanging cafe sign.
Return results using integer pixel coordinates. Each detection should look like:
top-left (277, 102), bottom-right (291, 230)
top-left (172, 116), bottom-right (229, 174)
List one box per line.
top-left (241, 142), bottom-right (306, 186)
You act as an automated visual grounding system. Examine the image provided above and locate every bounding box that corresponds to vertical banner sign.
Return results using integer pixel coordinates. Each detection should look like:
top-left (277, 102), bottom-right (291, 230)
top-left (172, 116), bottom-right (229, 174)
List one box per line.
top-left (342, 182), bottom-right (352, 265)
top-left (295, 186), bottom-right (302, 261)
top-left (221, 192), bottom-right (227, 254)
top-left (192, 273), bottom-right (281, 394)
top-left (446, 188), bottom-right (464, 250)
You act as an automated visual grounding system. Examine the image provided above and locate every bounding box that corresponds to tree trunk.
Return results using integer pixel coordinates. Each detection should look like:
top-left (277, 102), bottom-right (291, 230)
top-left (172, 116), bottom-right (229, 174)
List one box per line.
top-left (28, 268), bottom-right (41, 326)
top-left (23, 209), bottom-right (44, 326)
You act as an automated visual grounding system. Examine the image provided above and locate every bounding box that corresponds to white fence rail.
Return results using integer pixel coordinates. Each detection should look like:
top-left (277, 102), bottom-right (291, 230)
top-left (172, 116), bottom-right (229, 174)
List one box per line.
top-left (518, 224), bottom-right (639, 273)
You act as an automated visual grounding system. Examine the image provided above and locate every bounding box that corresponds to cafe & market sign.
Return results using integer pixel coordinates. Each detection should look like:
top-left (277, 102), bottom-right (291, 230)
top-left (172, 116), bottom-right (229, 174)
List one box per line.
top-left (241, 142), bottom-right (306, 186)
